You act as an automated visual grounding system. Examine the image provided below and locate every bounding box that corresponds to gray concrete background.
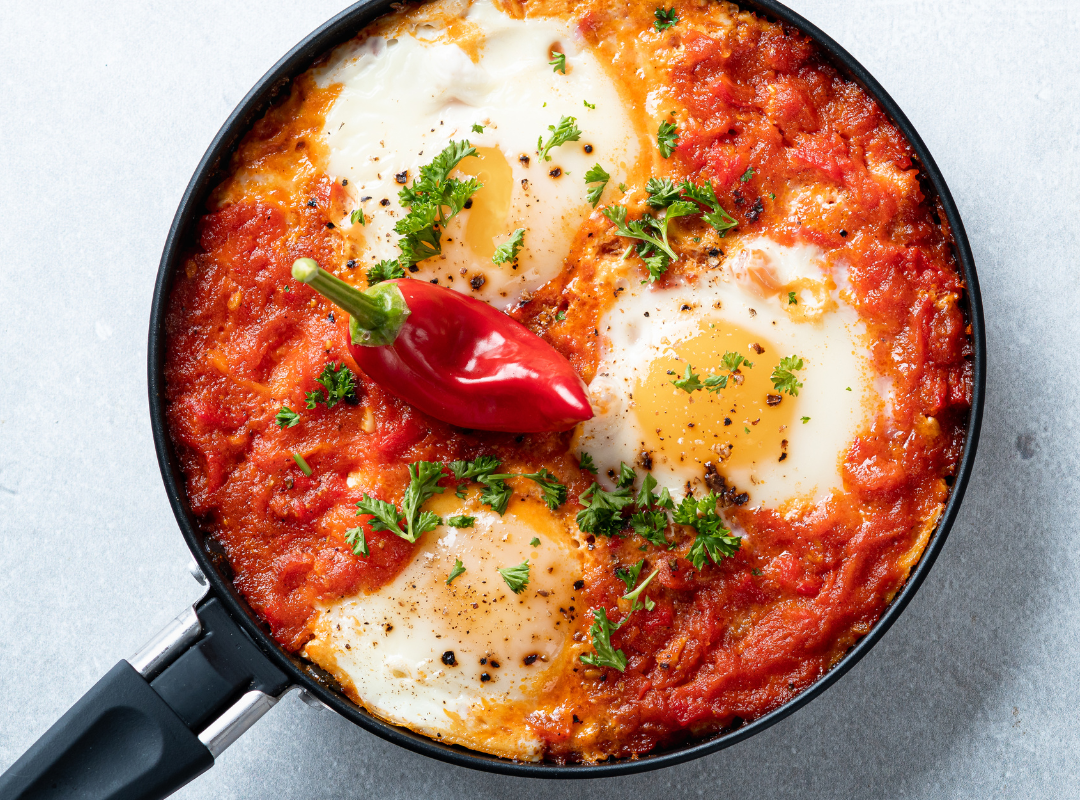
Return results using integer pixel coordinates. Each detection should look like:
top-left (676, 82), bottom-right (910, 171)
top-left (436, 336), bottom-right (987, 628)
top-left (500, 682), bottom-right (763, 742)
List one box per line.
top-left (0, 0), bottom-right (1075, 797)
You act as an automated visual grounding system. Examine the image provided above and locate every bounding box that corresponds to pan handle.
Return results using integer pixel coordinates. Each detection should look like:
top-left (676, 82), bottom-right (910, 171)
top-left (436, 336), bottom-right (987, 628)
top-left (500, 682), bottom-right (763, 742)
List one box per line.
top-left (0, 594), bottom-right (293, 800)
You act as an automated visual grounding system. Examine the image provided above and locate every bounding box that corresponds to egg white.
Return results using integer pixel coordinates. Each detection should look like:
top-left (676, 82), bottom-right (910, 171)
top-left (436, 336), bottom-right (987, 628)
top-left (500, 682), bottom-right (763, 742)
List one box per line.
top-left (575, 237), bottom-right (875, 509)
top-left (315, 0), bottom-right (640, 307)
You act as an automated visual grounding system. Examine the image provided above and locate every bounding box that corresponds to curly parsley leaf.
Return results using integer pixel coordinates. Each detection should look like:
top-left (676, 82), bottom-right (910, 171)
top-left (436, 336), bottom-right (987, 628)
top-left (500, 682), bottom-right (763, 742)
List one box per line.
top-left (344, 526), bottom-right (369, 557)
top-left (580, 607), bottom-right (627, 671)
top-left (445, 515), bottom-right (475, 528)
top-left (448, 456), bottom-right (501, 482)
top-left (471, 123), bottom-right (485, 134)
top-left (311, 362), bottom-right (357, 409)
top-left (479, 477), bottom-right (512, 515)
top-left (630, 509), bottom-right (669, 548)
top-left (788, 290), bottom-right (797, 305)
top-left (274, 406), bottom-right (300, 429)
top-left (616, 558), bottom-right (646, 592)
top-left (740, 166), bottom-right (755, 182)
top-left (680, 179), bottom-right (737, 236)
top-left (771, 355), bottom-right (805, 396)
top-left (492, 228), bottom-right (525, 265)
top-left (402, 461), bottom-right (446, 542)
top-left (446, 558), bottom-right (466, 585)
top-left (549, 52), bottom-right (566, 74)
top-left (585, 163), bottom-right (611, 207)
top-left (576, 481), bottom-right (634, 536)
top-left (368, 258), bottom-right (406, 285)
top-left (657, 120), bottom-right (679, 157)
top-left (356, 495), bottom-right (406, 540)
top-left (580, 451), bottom-right (598, 474)
top-left (617, 462), bottom-right (637, 489)
top-left (672, 363), bottom-right (704, 393)
top-left (674, 493), bottom-right (741, 570)
top-left (350, 208), bottom-right (365, 225)
top-left (522, 468), bottom-right (568, 510)
top-left (602, 204), bottom-right (678, 263)
top-left (645, 177), bottom-right (682, 208)
top-left (396, 140), bottom-right (481, 265)
top-left (538, 116), bottom-right (582, 161)
top-left (654, 6), bottom-right (679, 32)
top-left (498, 560), bottom-right (531, 594)
top-left (530, 537), bottom-right (541, 547)
top-left (720, 351), bottom-right (753, 372)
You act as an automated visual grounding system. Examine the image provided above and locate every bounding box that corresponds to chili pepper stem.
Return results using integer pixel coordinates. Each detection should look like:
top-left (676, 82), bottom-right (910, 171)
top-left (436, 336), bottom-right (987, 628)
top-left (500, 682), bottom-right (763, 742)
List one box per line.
top-left (292, 258), bottom-right (410, 347)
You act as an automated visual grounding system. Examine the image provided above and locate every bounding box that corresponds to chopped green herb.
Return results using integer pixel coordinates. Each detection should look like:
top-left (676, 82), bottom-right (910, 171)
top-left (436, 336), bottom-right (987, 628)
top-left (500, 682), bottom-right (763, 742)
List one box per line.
top-left (479, 477), bottom-right (512, 515)
top-left (630, 509), bottom-right (669, 548)
top-left (292, 453), bottom-right (312, 476)
top-left (584, 163), bottom-right (611, 207)
top-left (556, 310), bottom-right (567, 321)
top-left (368, 258), bottom-right (406, 285)
top-left (653, 6), bottom-right (679, 31)
top-left (472, 123), bottom-right (485, 134)
top-left (788, 291), bottom-right (797, 305)
top-left (745, 427), bottom-right (751, 434)
top-left (522, 468), bottom-right (568, 510)
top-left (673, 493), bottom-right (741, 570)
top-left (400, 461), bottom-right (445, 542)
top-left (498, 560), bottom-right (531, 594)
top-left (350, 208), bottom-right (365, 225)
top-left (622, 566), bottom-right (659, 611)
top-left (448, 456), bottom-right (501, 482)
top-left (751, 568), bottom-right (763, 576)
top-left (740, 166), bottom-right (755, 182)
top-left (344, 526), bottom-right (369, 556)
top-left (616, 558), bottom-right (645, 592)
top-left (672, 363), bottom-right (703, 393)
top-left (846, 386), bottom-right (852, 392)
top-left (584, 100), bottom-right (596, 109)
top-left (681, 179), bottom-right (738, 236)
top-left (446, 515), bottom-right (476, 528)
top-left (446, 558), bottom-right (466, 584)
top-left (576, 481), bottom-right (634, 537)
top-left (274, 406), bottom-right (300, 429)
top-left (356, 495), bottom-right (405, 539)
top-left (530, 537), bottom-right (541, 547)
top-left (657, 120), bottom-right (679, 157)
top-left (801, 416), bottom-right (811, 423)
top-left (538, 116), bottom-right (582, 161)
top-left (580, 607), bottom-right (627, 671)
top-left (579, 452), bottom-right (598, 474)
top-left (602, 204), bottom-right (679, 280)
top-left (771, 355), bottom-right (805, 396)
top-left (492, 227), bottom-right (525, 265)
top-left (549, 52), bottom-right (566, 74)
top-left (618, 182), bottom-right (628, 192)
top-left (396, 140), bottom-right (482, 265)
top-left (645, 177), bottom-right (681, 208)
top-left (306, 362), bottom-right (357, 409)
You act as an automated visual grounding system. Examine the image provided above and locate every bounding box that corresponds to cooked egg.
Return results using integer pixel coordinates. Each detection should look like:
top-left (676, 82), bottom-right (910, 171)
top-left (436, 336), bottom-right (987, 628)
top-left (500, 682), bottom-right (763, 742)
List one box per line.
top-left (315, 0), bottom-right (640, 307)
top-left (303, 490), bottom-right (583, 760)
top-left (574, 237), bottom-right (875, 509)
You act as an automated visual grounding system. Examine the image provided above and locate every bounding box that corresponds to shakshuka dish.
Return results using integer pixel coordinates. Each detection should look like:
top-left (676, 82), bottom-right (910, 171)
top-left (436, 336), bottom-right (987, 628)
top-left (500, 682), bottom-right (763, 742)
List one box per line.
top-left (164, 0), bottom-right (972, 762)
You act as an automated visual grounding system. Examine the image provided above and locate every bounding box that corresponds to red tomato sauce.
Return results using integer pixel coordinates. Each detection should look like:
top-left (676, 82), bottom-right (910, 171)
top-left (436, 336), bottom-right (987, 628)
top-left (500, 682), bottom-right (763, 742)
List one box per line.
top-left (164, 1), bottom-right (971, 760)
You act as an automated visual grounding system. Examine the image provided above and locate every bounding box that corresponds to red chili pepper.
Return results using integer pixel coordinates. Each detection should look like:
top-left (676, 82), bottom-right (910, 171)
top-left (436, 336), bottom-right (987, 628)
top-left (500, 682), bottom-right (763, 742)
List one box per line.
top-left (292, 259), bottom-right (593, 432)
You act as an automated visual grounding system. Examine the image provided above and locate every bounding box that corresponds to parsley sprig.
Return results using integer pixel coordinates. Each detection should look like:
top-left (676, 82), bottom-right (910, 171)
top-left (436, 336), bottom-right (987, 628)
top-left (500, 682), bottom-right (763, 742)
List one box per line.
top-left (657, 120), bottom-right (679, 158)
top-left (580, 607), bottom-right (628, 671)
top-left (305, 363), bottom-right (357, 409)
top-left (394, 140), bottom-right (482, 267)
top-left (654, 7), bottom-right (679, 32)
top-left (368, 259), bottom-right (406, 285)
top-left (771, 355), bottom-right (805, 396)
top-left (673, 492), bottom-right (741, 570)
top-left (274, 406), bottom-right (300, 428)
top-left (448, 457), bottom-right (568, 515)
top-left (538, 116), bottom-right (582, 161)
top-left (584, 163), bottom-right (611, 207)
top-left (492, 228), bottom-right (525, 265)
top-left (671, 351), bottom-right (753, 394)
top-left (498, 560), bottom-right (531, 594)
top-left (549, 52), bottom-right (566, 74)
top-left (355, 460), bottom-right (446, 544)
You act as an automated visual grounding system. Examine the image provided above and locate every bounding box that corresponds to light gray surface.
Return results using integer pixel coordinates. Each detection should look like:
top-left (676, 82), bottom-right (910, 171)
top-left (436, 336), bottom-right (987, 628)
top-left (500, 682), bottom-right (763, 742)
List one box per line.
top-left (0, 0), bottom-right (1074, 797)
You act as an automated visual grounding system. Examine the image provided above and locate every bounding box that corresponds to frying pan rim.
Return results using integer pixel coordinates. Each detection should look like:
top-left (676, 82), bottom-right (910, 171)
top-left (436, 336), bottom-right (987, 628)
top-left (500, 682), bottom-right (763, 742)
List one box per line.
top-left (147, 0), bottom-right (986, 778)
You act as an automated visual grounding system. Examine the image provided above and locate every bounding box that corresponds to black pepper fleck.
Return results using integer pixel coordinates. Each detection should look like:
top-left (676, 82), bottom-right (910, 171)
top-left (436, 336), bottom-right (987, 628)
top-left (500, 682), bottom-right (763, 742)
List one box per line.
top-left (346, 259), bottom-right (356, 269)
top-left (464, 198), bottom-right (473, 209)
top-left (326, 222), bottom-right (335, 229)
top-left (549, 167), bottom-right (562, 178)
top-left (746, 198), bottom-right (764, 223)
top-left (584, 144), bottom-right (593, 153)
top-left (480, 673), bottom-right (491, 682)
top-left (573, 579), bottom-right (585, 590)
top-left (395, 170), bottom-right (408, 184)
top-left (408, 263), bottom-right (419, 273)
top-left (441, 651), bottom-right (457, 666)
top-left (380, 198), bottom-right (390, 206)
top-left (524, 654), bottom-right (538, 665)
top-left (840, 229), bottom-right (848, 237)
top-left (470, 275), bottom-right (486, 290)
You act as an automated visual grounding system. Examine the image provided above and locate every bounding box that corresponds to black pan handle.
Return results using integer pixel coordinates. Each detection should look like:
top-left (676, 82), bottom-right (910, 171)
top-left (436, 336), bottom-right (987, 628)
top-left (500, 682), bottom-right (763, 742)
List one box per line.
top-left (0, 595), bottom-right (292, 800)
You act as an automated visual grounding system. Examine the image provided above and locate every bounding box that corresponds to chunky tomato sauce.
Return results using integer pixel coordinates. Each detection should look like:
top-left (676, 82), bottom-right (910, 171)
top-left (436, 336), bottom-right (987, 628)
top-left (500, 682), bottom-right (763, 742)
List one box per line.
top-left (164, 0), bottom-right (970, 761)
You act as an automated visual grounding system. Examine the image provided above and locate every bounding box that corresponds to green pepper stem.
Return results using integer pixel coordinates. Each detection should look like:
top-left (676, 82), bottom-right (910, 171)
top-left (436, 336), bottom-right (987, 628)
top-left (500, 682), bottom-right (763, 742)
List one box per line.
top-left (292, 258), bottom-right (388, 329)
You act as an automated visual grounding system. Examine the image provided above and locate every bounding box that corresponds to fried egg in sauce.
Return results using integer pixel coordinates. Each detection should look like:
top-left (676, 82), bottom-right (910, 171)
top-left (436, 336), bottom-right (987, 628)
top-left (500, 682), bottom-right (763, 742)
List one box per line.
top-left (300, 0), bottom-right (883, 760)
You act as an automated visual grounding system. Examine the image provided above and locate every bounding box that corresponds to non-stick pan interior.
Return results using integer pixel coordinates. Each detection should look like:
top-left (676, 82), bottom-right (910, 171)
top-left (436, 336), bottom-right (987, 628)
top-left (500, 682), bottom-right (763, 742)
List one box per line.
top-left (147, 0), bottom-right (985, 777)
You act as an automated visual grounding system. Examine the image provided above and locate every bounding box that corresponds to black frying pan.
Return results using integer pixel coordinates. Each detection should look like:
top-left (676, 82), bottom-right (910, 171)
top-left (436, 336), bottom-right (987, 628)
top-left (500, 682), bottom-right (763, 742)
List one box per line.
top-left (0, 0), bottom-right (985, 797)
